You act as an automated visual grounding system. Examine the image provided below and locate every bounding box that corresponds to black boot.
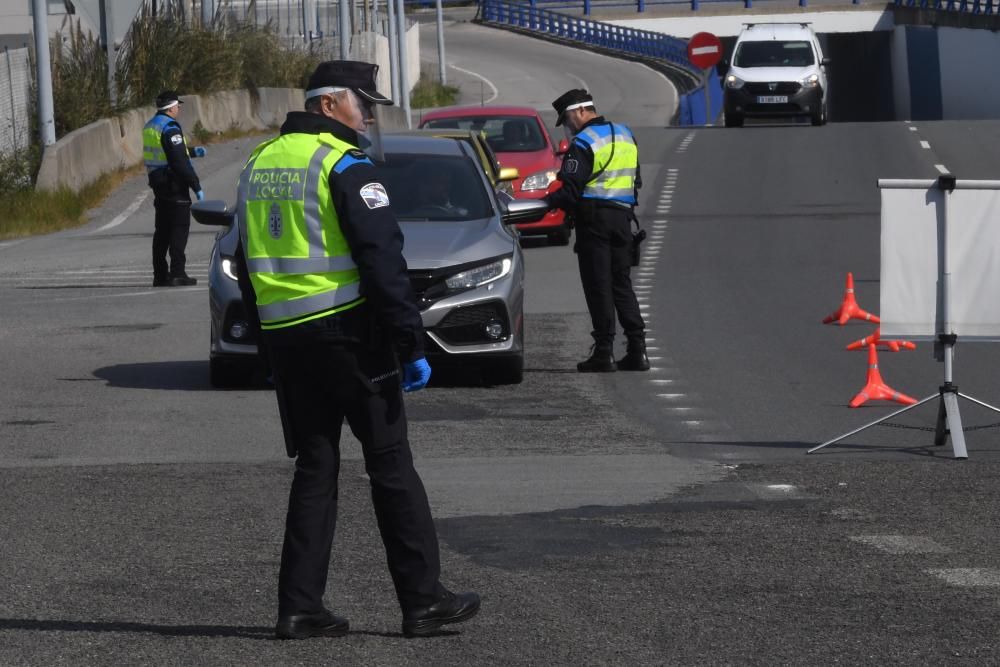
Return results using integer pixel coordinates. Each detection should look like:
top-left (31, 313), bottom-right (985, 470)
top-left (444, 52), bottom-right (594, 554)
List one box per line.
top-left (617, 339), bottom-right (650, 371)
top-left (577, 345), bottom-right (616, 373)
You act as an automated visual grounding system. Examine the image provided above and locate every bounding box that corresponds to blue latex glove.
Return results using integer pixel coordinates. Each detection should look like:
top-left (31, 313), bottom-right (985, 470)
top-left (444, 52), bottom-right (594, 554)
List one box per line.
top-left (193, 146), bottom-right (207, 158)
top-left (195, 190), bottom-right (205, 201)
top-left (401, 358), bottom-right (431, 392)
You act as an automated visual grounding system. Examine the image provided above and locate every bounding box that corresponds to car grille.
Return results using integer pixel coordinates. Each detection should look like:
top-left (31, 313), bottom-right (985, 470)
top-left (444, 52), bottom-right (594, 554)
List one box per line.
top-left (434, 301), bottom-right (509, 346)
top-left (744, 81), bottom-right (801, 95)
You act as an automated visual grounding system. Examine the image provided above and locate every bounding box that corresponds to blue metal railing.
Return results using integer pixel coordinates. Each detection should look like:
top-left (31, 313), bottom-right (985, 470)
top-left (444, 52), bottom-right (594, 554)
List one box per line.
top-left (894, 0), bottom-right (997, 14)
top-left (487, 0), bottom-right (862, 16)
top-left (480, 0), bottom-right (723, 125)
top-left (480, 0), bottom-right (693, 71)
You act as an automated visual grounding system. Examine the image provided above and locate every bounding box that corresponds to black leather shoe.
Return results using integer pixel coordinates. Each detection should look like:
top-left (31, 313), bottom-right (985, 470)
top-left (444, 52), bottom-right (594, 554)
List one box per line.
top-left (616, 340), bottom-right (650, 371)
top-left (402, 591), bottom-right (480, 638)
top-left (577, 346), bottom-right (615, 373)
top-left (169, 275), bottom-right (198, 286)
top-left (275, 609), bottom-right (349, 640)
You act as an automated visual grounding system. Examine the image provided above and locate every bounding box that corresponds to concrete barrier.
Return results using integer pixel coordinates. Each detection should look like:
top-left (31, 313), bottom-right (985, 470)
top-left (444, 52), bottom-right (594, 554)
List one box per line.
top-left (36, 23), bottom-right (422, 192)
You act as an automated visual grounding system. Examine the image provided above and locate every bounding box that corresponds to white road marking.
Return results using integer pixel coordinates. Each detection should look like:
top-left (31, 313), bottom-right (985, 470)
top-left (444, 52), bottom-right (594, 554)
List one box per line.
top-left (766, 484), bottom-right (796, 492)
top-left (650, 379), bottom-right (673, 385)
top-left (91, 192), bottom-right (150, 233)
top-left (927, 568), bottom-right (1000, 586)
top-left (935, 164), bottom-right (950, 174)
top-left (656, 393), bottom-right (685, 399)
top-left (448, 64), bottom-right (499, 104)
top-left (908, 126), bottom-right (917, 131)
top-left (0, 240), bottom-right (25, 250)
top-left (920, 141), bottom-right (930, 149)
top-left (852, 535), bottom-right (950, 554)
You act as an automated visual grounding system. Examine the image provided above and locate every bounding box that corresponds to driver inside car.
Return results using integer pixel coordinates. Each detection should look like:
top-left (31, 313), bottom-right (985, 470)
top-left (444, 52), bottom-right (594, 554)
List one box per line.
top-left (420, 167), bottom-right (468, 216)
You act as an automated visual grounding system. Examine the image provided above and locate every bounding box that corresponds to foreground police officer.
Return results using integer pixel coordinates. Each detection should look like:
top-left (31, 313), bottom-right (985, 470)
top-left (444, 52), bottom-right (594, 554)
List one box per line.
top-left (544, 89), bottom-right (650, 372)
top-left (236, 60), bottom-right (479, 640)
top-left (143, 90), bottom-right (205, 286)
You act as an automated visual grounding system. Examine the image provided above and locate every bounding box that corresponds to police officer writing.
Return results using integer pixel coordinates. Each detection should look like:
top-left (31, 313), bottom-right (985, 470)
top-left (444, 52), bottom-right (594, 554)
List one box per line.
top-left (235, 60), bottom-right (479, 640)
top-left (544, 89), bottom-right (650, 372)
top-left (143, 90), bottom-right (206, 287)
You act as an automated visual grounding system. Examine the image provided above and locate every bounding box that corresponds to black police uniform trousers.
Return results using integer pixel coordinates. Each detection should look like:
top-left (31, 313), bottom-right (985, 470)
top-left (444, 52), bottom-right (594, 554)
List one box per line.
top-left (152, 197), bottom-right (191, 280)
top-left (575, 204), bottom-right (645, 349)
top-left (268, 339), bottom-right (446, 616)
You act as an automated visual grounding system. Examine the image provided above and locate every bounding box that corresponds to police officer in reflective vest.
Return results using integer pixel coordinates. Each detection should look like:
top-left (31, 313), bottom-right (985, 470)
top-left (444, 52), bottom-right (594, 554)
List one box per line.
top-left (544, 89), bottom-right (649, 372)
top-left (143, 90), bottom-right (205, 287)
top-left (236, 61), bottom-right (479, 640)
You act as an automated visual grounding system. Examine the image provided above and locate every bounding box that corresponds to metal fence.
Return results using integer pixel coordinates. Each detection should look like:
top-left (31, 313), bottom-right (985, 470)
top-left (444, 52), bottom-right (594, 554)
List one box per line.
top-left (213, 0), bottom-right (392, 40)
top-left (0, 46), bottom-right (32, 157)
top-left (481, 0), bottom-right (693, 73)
top-left (894, 0), bottom-right (999, 12)
top-left (495, 0), bottom-right (865, 14)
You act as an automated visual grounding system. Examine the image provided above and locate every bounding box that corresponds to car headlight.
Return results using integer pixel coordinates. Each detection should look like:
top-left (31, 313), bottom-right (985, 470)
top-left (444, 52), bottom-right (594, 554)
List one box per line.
top-left (221, 256), bottom-right (238, 281)
top-left (801, 73), bottom-right (820, 88)
top-left (725, 74), bottom-right (744, 89)
top-left (444, 257), bottom-right (512, 292)
top-left (520, 169), bottom-right (558, 192)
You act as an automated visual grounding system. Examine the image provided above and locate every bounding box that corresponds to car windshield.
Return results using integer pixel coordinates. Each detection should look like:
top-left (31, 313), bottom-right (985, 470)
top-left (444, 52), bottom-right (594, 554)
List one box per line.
top-left (380, 154), bottom-right (493, 221)
top-left (422, 115), bottom-right (547, 153)
top-left (734, 40), bottom-right (815, 68)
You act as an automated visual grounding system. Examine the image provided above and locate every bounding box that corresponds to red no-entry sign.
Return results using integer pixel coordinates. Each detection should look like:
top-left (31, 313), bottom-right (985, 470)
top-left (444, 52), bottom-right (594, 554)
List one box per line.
top-left (687, 32), bottom-right (723, 70)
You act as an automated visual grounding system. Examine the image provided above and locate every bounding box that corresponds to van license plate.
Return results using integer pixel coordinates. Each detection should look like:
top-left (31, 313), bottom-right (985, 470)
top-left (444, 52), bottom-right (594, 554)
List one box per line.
top-left (757, 96), bottom-right (788, 104)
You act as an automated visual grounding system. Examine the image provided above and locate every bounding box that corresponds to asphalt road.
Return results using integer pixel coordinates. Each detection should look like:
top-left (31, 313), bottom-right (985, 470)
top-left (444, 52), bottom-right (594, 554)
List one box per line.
top-left (3, 19), bottom-right (1000, 665)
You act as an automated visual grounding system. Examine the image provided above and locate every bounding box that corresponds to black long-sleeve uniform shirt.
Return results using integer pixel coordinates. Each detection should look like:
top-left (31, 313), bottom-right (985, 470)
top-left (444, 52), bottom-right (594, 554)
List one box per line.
top-left (544, 116), bottom-right (641, 214)
top-left (237, 112), bottom-right (424, 362)
top-left (147, 113), bottom-right (201, 202)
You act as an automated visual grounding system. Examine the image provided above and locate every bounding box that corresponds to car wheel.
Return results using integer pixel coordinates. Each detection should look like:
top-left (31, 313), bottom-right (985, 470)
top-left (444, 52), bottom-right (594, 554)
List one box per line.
top-left (548, 223), bottom-right (571, 246)
top-left (210, 357), bottom-right (255, 388)
top-left (481, 356), bottom-right (524, 385)
top-left (724, 113), bottom-right (743, 128)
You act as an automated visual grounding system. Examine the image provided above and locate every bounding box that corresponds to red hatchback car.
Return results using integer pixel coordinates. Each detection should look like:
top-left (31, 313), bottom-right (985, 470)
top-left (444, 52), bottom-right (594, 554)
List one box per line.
top-left (419, 105), bottom-right (571, 245)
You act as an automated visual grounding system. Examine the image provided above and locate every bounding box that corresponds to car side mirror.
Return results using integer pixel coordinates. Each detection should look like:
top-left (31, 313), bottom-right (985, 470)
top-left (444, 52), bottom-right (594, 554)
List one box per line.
top-left (192, 200), bottom-right (235, 226)
top-left (556, 139), bottom-right (570, 155)
top-left (498, 166), bottom-right (520, 182)
top-left (821, 57), bottom-right (832, 67)
top-left (502, 199), bottom-right (550, 225)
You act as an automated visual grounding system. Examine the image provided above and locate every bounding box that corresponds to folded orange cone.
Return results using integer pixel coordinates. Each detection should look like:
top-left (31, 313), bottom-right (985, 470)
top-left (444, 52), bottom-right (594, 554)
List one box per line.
top-left (846, 327), bottom-right (917, 353)
top-left (849, 344), bottom-right (917, 408)
top-left (823, 272), bottom-right (880, 326)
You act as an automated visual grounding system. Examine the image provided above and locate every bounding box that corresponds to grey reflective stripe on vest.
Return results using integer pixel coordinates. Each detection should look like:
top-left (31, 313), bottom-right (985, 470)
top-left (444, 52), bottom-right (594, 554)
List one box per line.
top-left (596, 168), bottom-right (637, 180)
top-left (256, 281), bottom-right (362, 321)
top-left (579, 127), bottom-right (612, 152)
top-left (246, 255), bottom-right (357, 274)
top-left (304, 145), bottom-right (333, 256)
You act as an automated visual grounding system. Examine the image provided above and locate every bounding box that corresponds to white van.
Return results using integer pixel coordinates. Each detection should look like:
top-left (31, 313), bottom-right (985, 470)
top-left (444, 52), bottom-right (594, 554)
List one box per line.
top-left (722, 23), bottom-right (830, 127)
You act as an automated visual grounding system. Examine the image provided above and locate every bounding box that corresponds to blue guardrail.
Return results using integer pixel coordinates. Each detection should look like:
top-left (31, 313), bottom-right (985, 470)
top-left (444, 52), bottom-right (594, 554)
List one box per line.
top-left (480, 0), bottom-right (723, 125)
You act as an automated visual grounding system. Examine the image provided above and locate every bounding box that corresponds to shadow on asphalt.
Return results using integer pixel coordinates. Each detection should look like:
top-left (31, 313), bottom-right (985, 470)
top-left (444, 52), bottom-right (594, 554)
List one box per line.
top-left (92, 361), bottom-right (215, 391)
top-left (0, 618), bottom-right (273, 639)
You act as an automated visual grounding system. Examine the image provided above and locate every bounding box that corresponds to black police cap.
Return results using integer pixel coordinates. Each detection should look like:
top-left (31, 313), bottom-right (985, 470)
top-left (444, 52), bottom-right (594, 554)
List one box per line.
top-left (552, 88), bottom-right (594, 126)
top-left (155, 90), bottom-right (183, 110)
top-left (305, 60), bottom-right (392, 105)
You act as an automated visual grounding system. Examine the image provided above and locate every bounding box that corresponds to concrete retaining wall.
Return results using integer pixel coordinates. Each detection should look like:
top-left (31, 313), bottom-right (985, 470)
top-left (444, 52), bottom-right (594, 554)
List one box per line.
top-left (36, 22), bottom-right (421, 192)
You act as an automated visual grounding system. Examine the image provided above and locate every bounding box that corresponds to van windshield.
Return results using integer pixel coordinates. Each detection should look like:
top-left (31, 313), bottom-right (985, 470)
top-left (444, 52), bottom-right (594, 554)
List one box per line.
top-left (734, 40), bottom-right (815, 68)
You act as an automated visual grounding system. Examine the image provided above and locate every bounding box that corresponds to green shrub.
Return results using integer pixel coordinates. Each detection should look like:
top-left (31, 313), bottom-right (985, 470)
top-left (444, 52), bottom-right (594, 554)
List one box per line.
top-left (410, 73), bottom-right (460, 109)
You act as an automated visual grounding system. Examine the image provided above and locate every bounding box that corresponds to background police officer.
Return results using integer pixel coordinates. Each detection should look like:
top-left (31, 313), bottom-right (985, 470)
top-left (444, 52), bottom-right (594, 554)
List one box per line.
top-left (143, 90), bottom-right (205, 287)
top-left (544, 89), bottom-right (650, 372)
top-left (235, 61), bottom-right (479, 640)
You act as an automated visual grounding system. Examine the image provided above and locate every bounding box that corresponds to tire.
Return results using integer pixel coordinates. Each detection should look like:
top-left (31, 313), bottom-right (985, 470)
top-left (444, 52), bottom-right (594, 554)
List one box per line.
top-left (481, 357), bottom-right (524, 386)
top-left (724, 113), bottom-right (743, 128)
top-left (548, 223), bottom-right (571, 246)
top-left (210, 357), bottom-right (255, 388)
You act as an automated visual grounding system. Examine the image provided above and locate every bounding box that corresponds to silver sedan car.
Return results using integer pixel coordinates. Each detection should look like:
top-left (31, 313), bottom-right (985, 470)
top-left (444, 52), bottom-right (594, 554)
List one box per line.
top-left (193, 134), bottom-right (548, 387)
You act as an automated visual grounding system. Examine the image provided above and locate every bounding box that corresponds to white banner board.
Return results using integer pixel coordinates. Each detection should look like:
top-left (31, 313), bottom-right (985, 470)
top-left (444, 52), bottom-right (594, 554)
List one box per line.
top-left (880, 183), bottom-right (1000, 341)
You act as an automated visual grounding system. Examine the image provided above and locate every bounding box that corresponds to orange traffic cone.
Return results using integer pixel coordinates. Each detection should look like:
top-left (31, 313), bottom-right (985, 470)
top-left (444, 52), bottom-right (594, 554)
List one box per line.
top-left (823, 272), bottom-right (880, 326)
top-left (849, 344), bottom-right (917, 408)
top-left (847, 327), bottom-right (917, 353)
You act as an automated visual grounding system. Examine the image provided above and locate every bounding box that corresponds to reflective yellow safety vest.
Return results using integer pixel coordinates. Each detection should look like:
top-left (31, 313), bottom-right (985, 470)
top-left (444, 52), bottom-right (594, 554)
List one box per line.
top-left (237, 132), bottom-right (365, 330)
top-left (574, 122), bottom-right (638, 205)
top-left (142, 114), bottom-right (184, 173)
